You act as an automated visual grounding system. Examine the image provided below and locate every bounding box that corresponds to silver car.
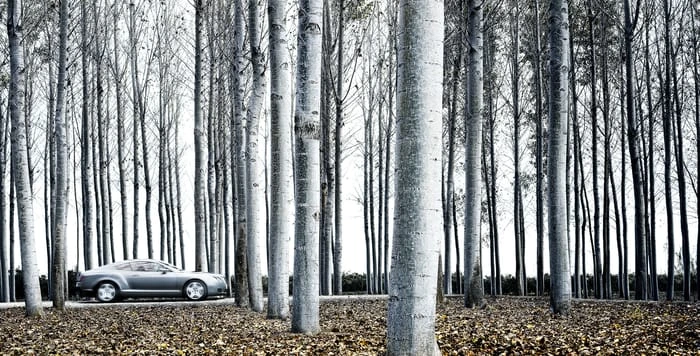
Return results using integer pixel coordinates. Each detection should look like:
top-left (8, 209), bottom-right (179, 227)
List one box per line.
top-left (76, 259), bottom-right (229, 302)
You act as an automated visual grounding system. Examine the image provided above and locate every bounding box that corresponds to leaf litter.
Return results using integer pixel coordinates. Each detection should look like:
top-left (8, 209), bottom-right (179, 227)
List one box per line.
top-left (0, 296), bottom-right (698, 354)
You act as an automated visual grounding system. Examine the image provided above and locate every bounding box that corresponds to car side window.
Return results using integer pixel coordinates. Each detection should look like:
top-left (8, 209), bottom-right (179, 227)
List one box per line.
top-left (114, 262), bottom-right (133, 271)
top-left (132, 261), bottom-right (152, 272)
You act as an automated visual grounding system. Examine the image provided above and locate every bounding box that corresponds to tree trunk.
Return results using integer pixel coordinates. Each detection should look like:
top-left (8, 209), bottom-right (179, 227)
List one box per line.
top-left (444, 44), bottom-right (462, 296)
top-left (601, 13), bottom-right (612, 299)
top-left (267, 0), bottom-right (294, 319)
top-left (233, 0), bottom-right (249, 309)
top-left (8, 0), bottom-right (43, 316)
top-left (193, 0), bottom-right (207, 272)
top-left (662, 0), bottom-right (675, 302)
top-left (510, 0), bottom-right (525, 297)
top-left (692, 3), bottom-right (700, 302)
top-left (533, 0), bottom-right (545, 298)
top-left (570, 31), bottom-right (581, 299)
top-left (333, 0), bottom-right (346, 297)
top-left (547, 0), bottom-right (571, 314)
top-left (246, 0), bottom-right (266, 312)
top-left (464, 0), bottom-right (484, 309)
top-left (625, 0), bottom-right (647, 300)
top-left (94, 2), bottom-right (111, 267)
top-left (112, 3), bottom-right (129, 261)
top-left (386, 0), bottom-right (442, 350)
top-left (587, 0), bottom-right (602, 299)
top-left (52, 0), bottom-right (69, 310)
top-left (671, 41), bottom-right (690, 302)
top-left (291, 0), bottom-right (323, 333)
top-left (0, 96), bottom-right (9, 302)
top-left (82, 0), bottom-right (95, 270)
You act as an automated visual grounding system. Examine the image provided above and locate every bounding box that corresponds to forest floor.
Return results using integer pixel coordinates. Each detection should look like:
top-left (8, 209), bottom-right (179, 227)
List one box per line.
top-left (0, 295), bottom-right (698, 355)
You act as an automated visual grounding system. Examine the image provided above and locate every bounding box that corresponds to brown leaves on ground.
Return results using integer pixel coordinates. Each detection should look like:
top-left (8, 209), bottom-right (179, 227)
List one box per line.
top-left (0, 296), bottom-right (698, 355)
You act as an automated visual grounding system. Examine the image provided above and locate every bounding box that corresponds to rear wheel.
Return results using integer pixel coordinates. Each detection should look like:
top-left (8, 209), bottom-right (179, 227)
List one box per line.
top-left (184, 280), bottom-right (207, 301)
top-left (96, 282), bottom-right (118, 302)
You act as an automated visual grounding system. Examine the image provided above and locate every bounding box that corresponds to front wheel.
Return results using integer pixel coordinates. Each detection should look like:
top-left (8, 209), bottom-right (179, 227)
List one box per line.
top-left (184, 280), bottom-right (207, 301)
top-left (96, 282), bottom-right (118, 302)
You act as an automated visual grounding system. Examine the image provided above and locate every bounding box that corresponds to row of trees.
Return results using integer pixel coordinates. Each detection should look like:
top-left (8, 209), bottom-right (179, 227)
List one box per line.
top-left (430, 0), bottom-right (700, 306)
top-left (0, 0), bottom-right (699, 351)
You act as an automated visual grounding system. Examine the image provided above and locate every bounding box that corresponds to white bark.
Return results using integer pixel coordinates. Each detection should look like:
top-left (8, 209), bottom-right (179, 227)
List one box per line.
top-left (52, 0), bottom-right (69, 310)
top-left (463, 0), bottom-right (484, 309)
top-left (547, 0), bottom-right (571, 315)
top-left (8, 0), bottom-right (43, 316)
top-left (267, 0), bottom-right (293, 320)
top-left (193, 0), bottom-right (207, 272)
top-left (292, 0), bottom-right (323, 333)
top-left (246, 0), bottom-right (266, 313)
top-left (233, 0), bottom-right (250, 308)
top-left (386, 0), bottom-right (443, 352)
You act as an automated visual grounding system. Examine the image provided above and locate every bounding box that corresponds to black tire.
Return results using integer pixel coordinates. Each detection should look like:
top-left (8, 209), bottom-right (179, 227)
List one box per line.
top-left (95, 281), bottom-right (119, 302)
top-left (184, 280), bottom-right (207, 301)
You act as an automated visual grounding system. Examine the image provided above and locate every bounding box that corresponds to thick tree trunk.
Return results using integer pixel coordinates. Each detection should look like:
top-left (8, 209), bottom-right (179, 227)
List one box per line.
top-left (464, 0), bottom-right (484, 309)
top-left (267, 0), bottom-right (294, 319)
top-left (8, 0), bottom-right (43, 316)
top-left (547, 0), bottom-right (571, 314)
top-left (386, 0), bottom-right (442, 351)
top-left (292, 0), bottom-right (323, 333)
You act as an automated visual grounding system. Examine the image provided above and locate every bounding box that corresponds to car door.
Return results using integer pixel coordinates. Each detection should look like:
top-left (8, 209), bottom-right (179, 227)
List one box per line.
top-left (127, 261), bottom-right (179, 294)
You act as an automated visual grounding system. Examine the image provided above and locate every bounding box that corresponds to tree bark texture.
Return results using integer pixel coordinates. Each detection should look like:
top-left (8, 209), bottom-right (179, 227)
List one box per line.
top-left (386, 0), bottom-right (443, 352)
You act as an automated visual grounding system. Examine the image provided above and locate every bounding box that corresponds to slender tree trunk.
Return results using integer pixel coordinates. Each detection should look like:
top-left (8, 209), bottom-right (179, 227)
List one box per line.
top-left (52, 0), bottom-right (69, 310)
top-left (0, 96), bottom-right (9, 302)
top-left (601, 14), bottom-right (612, 299)
top-left (587, 0), bottom-right (602, 299)
top-left (233, 0), bottom-right (249, 309)
top-left (691, 3), bottom-right (700, 302)
top-left (94, 3), bottom-right (111, 267)
top-left (292, 0), bottom-right (323, 333)
top-left (570, 31), bottom-right (581, 299)
top-left (193, 0), bottom-right (207, 272)
top-left (267, 0), bottom-right (294, 319)
top-left (333, 0), bottom-right (346, 297)
top-left (510, 0), bottom-right (525, 296)
top-left (662, 0), bottom-right (675, 302)
top-left (444, 45), bottom-right (462, 296)
top-left (619, 34), bottom-right (630, 300)
top-left (113, 3), bottom-right (128, 261)
top-left (9, 165), bottom-right (16, 302)
top-left (82, 0), bottom-right (95, 270)
top-left (671, 42), bottom-right (690, 302)
top-left (386, 0), bottom-right (443, 350)
top-left (625, 0), bottom-right (647, 300)
top-left (246, 0), bottom-right (266, 312)
top-left (534, 0), bottom-right (545, 298)
top-left (8, 0), bottom-right (43, 316)
top-left (464, 0), bottom-right (484, 309)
